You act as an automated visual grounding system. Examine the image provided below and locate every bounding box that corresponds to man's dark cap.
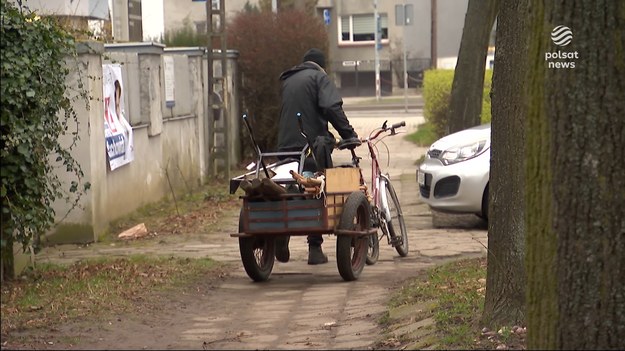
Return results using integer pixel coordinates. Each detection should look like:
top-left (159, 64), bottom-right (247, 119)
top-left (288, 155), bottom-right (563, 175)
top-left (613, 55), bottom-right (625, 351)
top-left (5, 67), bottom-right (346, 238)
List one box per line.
top-left (303, 48), bottom-right (326, 69)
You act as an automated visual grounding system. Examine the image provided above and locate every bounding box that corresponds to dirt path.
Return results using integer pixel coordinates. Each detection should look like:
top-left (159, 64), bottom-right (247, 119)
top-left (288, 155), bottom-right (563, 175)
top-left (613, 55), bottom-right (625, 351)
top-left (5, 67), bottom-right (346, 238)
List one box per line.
top-left (30, 115), bottom-right (488, 350)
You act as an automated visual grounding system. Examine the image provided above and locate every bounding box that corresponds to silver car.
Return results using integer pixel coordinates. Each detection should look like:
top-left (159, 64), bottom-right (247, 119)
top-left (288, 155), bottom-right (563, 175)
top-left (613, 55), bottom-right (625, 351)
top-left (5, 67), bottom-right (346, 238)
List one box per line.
top-left (417, 123), bottom-right (491, 220)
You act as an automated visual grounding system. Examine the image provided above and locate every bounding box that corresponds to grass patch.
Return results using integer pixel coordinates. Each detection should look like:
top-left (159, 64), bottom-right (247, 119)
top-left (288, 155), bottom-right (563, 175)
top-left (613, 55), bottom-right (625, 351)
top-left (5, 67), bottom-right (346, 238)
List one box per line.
top-left (1, 255), bottom-right (229, 340)
top-left (388, 257), bottom-right (488, 350)
top-left (404, 122), bottom-right (438, 147)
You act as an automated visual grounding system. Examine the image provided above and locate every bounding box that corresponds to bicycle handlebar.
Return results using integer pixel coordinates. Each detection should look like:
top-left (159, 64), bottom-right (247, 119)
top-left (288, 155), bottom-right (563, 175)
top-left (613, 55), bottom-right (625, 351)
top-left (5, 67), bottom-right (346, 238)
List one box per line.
top-left (390, 121), bottom-right (406, 130)
top-left (366, 120), bottom-right (406, 141)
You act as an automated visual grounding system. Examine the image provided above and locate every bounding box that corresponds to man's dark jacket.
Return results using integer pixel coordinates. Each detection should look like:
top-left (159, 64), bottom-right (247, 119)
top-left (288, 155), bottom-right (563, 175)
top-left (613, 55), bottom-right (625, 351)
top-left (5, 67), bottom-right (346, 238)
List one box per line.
top-left (277, 62), bottom-right (357, 170)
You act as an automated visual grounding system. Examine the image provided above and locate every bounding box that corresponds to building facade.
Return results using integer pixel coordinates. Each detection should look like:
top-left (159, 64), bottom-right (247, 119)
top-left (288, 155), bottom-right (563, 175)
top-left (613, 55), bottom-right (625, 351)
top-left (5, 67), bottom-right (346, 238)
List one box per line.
top-left (163, 0), bottom-right (260, 34)
top-left (161, 0), bottom-right (472, 97)
top-left (316, 0), bottom-right (468, 96)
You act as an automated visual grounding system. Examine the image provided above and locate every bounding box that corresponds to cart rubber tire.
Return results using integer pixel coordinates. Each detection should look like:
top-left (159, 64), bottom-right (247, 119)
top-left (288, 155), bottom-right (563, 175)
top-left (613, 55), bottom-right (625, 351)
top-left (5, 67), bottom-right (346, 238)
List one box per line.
top-left (382, 179), bottom-right (409, 257)
top-left (336, 191), bottom-right (371, 281)
top-left (238, 209), bottom-right (275, 282)
top-left (366, 231), bottom-right (380, 265)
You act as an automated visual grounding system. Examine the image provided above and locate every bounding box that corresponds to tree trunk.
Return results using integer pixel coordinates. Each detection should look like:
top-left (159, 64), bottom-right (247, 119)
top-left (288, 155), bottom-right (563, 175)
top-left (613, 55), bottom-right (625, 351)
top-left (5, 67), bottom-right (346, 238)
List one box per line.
top-left (481, 0), bottom-right (528, 329)
top-left (1, 220), bottom-right (15, 282)
top-left (447, 0), bottom-right (499, 135)
top-left (526, 1), bottom-right (625, 349)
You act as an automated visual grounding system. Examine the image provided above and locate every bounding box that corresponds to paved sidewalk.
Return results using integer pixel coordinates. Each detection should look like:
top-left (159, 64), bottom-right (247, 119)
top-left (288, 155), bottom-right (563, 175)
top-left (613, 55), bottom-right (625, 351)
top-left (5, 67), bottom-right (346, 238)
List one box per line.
top-left (34, 112), bottom-right (488, 350)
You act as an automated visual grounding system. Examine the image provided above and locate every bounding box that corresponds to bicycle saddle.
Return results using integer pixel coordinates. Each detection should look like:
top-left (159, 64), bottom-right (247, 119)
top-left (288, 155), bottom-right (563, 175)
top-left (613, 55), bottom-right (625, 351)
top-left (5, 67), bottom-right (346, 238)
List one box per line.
top-left (337, 137), bottom-right (362, 150)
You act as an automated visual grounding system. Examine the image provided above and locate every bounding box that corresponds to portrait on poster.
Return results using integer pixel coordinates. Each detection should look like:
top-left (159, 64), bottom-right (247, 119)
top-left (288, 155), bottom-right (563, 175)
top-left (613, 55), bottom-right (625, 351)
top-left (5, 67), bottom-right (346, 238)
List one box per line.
top-left (102, 64), bottom-right (134, 171)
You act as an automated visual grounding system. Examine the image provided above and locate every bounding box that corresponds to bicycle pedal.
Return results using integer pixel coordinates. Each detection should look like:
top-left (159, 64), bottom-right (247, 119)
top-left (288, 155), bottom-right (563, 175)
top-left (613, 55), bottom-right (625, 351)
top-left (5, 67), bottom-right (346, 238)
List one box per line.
top-left (390, 237), bottom-right (403, 247)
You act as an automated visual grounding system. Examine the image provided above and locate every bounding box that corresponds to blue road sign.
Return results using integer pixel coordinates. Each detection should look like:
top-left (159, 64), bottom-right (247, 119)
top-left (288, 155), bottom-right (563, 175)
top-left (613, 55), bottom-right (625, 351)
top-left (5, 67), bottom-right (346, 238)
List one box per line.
top-left (323, 9), bottom-right (331, 25)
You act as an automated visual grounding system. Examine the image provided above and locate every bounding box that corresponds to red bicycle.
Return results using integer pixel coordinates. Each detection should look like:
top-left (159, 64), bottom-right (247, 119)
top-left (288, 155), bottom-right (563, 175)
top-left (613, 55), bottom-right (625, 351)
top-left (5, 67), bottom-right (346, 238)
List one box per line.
top-left (337, 120), bottom-right (409, 264)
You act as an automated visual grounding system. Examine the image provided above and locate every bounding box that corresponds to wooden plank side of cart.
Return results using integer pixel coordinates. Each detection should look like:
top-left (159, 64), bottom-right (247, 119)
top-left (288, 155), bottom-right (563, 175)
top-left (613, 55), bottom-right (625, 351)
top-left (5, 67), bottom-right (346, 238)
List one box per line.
top-left (230, 191), bottom-right (374, 238)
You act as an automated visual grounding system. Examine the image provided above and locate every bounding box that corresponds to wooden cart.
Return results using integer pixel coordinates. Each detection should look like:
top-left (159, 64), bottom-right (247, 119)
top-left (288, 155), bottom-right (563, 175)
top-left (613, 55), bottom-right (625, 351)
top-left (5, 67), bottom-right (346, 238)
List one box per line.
top-left (230, 167), bottom-right (376, 282)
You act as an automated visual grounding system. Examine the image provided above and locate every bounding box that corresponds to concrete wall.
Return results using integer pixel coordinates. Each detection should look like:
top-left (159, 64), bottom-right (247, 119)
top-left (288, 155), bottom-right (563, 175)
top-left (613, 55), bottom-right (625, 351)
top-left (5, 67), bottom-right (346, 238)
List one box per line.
top-left (45, 42), bottom-right (240, 245)
top-left (435, 0), bottom-right (468, 59)
top-left (47, 42), bottom-right (108, 244)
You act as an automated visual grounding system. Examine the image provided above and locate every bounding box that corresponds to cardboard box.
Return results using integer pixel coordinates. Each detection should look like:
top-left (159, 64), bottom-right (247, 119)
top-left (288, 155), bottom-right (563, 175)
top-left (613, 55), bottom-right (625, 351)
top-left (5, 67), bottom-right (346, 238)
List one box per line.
top-left (325, 168), bottom-right (361, 193)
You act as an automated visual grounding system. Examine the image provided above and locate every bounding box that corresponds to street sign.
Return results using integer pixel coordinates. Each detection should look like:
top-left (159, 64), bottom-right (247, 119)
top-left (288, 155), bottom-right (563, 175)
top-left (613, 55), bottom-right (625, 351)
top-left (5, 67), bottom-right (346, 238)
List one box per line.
top-left (342, 60), bottom-right (357, 67)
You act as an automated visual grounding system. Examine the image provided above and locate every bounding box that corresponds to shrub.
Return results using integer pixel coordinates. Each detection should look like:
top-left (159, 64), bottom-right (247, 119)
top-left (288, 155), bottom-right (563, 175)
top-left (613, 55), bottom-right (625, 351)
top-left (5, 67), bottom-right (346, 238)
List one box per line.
top-left (423, 69), bottom-right (493, 138)
top-left (423, 70), bottom-right (454, 138)
top-left (162, 17), bottom-right (207, 47)
top-left (228, 8), bottom-right (328, 156)
top-left (481, 69), bottom-right (493, 124)
top-left (0, 0), bottom-right (90, 279)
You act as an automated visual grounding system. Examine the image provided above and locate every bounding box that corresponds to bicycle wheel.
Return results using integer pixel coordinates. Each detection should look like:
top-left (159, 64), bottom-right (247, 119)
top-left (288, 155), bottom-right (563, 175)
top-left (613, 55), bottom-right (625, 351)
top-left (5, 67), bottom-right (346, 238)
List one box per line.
top-left (381, 178), bottom-right (409, 257)
top-left (238, 209), bottom-right (275, 282)
top-left (366, 231), bottom-right (380, 265)
top-left (336, 191), bottom-right (370, 281)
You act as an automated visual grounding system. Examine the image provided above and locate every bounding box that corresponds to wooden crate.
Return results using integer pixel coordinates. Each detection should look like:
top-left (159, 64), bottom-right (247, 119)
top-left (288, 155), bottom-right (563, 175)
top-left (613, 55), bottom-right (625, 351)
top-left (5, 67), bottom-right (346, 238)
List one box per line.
top-left (325, 168), bottom-right (361, 193)
top-left (327, 193), bottom-right (349, 228)
top-left (325, 168), bottom-right (361, 228)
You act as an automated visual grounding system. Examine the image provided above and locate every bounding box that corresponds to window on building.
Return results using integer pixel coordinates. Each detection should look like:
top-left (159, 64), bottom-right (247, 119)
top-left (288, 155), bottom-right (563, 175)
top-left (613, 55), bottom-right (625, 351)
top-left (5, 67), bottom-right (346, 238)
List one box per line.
top-left (339, 14), bottom-right (388, 43)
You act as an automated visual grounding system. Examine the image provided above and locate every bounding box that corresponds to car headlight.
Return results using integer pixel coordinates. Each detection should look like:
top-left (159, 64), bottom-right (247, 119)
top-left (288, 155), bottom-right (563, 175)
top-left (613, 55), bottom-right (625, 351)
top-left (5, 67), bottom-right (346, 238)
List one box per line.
top-left (440, 139), bottom-right (489, 165)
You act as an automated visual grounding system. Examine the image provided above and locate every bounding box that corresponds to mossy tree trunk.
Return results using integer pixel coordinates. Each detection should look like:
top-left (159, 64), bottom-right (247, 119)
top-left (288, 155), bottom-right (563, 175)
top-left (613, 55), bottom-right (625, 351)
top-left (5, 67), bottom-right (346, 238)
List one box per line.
top-left (526, 1), bottom-right (625, 349)
top-left (481, 0), bottom-right (529, 329)
top-left (447, 0), bottom-right (499, 134)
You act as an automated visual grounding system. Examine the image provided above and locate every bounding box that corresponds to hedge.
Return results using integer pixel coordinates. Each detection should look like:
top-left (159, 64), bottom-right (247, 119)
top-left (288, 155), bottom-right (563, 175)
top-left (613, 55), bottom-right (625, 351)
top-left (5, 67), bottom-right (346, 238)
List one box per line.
top-left (423, 69), bottom-right (493, 138)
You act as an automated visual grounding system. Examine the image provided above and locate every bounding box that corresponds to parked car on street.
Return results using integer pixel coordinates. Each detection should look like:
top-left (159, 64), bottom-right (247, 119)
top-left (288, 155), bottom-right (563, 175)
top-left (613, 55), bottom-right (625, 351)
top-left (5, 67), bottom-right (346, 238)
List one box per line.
top-left (417, 123), bottom-right (491, 220)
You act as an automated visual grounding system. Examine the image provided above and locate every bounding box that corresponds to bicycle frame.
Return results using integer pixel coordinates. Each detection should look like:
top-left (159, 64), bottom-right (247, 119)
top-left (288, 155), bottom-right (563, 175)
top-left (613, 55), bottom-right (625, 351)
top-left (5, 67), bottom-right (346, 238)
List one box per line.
top-left (347, 122), bottom-right (404, 242)
top-left (349, 137), bottom-right (385, 209)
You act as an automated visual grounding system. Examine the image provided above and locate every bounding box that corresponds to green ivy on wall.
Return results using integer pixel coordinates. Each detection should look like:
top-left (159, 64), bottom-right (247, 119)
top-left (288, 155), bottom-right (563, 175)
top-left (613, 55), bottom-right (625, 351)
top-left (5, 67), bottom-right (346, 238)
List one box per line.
top-left (0, 0), bottom-right (91, 279)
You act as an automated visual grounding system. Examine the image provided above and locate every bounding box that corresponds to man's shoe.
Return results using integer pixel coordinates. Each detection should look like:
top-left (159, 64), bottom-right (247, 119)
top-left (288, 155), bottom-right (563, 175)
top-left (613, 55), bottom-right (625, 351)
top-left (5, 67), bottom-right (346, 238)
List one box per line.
top-left (308, 245), bottom-right (328, 265)
top-left (275, 236), bottom-right (290, 263)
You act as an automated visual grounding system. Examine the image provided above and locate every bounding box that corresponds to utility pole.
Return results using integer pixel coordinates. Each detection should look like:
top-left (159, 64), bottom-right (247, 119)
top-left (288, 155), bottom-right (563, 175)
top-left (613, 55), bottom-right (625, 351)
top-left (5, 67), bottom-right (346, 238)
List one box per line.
top-left (206, 0), bottom-right (229, 180)
top-left (431, 0), bottom-right (437, 68)
top-left (396, 2), bottom-right (413, 112)
top-left (272, 0), bottom-right (277, 13)
top-left (374, 0), bottom-right (380, 101)
top-left (402, 0), bottom-right (408, 113)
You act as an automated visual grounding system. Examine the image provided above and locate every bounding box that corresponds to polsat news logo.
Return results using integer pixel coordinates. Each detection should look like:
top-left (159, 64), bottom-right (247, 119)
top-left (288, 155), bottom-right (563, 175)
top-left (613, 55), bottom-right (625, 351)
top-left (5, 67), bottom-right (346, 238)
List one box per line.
top-left (545, 25), bottom-right (578, 69)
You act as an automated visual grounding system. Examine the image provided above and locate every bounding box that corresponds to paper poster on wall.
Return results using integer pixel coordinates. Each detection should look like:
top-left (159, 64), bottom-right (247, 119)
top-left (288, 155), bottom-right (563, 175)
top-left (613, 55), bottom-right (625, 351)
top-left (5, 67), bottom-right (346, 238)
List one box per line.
top-left (102, 64), bottom-right (134, 171)
top-left (163, 55), bottom-right (175, 107)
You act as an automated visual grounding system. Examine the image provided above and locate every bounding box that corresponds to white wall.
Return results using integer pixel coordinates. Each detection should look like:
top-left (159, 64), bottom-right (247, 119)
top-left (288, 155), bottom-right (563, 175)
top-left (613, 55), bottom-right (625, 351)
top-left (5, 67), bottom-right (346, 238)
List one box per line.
top-left (9, 0), bottom-right (109, 19)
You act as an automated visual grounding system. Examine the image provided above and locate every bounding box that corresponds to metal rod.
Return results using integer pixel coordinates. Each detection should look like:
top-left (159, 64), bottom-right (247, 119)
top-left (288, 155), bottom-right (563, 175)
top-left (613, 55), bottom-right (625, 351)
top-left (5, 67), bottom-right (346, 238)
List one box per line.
top-left (242, 114), bottom-right (270, 178)
top-left (403, 1), bottom-right (408, 113)
top-left (374, 0), bottom-right (381, 101)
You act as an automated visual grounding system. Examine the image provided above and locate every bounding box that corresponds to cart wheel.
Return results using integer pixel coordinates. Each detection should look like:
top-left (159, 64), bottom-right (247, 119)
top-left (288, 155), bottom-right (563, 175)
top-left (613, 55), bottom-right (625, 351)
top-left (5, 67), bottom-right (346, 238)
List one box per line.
top-left (238, 210), bottom-right (275, 282)
top-left (336, 191), bottom-right (371, 281)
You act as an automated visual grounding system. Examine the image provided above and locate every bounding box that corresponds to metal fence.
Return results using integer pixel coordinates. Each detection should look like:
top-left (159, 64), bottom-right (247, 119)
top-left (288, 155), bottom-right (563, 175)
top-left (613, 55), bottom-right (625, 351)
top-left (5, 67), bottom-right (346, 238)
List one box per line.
top-left (328, 58), bottom-right (431, 97)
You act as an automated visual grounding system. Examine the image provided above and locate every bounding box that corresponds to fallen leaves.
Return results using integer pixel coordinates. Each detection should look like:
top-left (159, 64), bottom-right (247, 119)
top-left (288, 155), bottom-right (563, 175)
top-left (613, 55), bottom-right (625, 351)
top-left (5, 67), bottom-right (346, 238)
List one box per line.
top-left (0, 256), bottom-right (229, 342)
top-left (479, 325), bottom-right (527, 350)
top-left (107, 181), bottom-right (239, 242)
